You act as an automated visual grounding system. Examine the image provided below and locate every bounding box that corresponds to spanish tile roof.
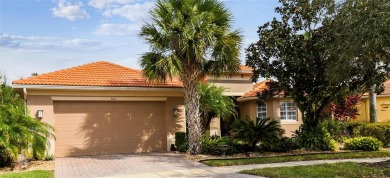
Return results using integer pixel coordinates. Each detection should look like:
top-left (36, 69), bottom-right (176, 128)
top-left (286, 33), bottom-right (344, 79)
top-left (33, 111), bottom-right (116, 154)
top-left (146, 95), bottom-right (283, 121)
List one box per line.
top-left (243, 79), bottom-right (390, 99)
top-left (239, 65), bottom-right (253, 72)
top-left (12, 61), bottom-right (183, 88)
top-left (363, 79), bottom-right (390, 96)
top-left (384, 80), bottom-right (390, 95)
top-left (241, 80), bottom-right (271, 98)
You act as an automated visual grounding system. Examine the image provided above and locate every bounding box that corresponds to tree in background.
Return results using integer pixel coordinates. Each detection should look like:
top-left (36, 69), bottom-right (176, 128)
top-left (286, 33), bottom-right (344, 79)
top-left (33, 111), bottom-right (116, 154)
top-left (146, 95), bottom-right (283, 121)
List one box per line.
top-left (139, 0), bottom-right (241, 154)
top-left (330, 0), bottom-right (390, 123)
top-left (0, 74), bottom-right (54, 167)
top-left (199, 83), bottom-right (237, 130)
top-left (245, 0), bottom-right (388, 150)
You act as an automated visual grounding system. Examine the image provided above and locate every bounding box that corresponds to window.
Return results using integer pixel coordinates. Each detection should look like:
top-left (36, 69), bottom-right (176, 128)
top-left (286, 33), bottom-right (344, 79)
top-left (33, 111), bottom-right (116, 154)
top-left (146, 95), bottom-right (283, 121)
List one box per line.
top-left (257, 102), bottom-right (267, 119)
top-left (280, 102), bottom-right (297, 120)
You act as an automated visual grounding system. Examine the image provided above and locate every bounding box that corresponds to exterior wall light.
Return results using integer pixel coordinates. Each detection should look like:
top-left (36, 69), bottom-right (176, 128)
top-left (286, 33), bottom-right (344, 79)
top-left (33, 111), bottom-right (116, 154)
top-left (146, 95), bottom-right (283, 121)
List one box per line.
top-left (173, 108), bottom-right (178, 116)
top-left (37, 110), bottom-right (43, 119)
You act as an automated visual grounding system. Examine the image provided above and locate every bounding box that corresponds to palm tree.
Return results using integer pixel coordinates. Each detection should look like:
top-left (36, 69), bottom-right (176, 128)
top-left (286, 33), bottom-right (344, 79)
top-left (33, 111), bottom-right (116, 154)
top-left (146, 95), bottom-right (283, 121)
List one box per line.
top-left (139, 0), bottom-right (242, 154)
top-left (199, 83), bottom-right (237, 130)
top-left (230, 117), bottom-right (283, 151)
top-left (0, 75), bottom-right (54, 166)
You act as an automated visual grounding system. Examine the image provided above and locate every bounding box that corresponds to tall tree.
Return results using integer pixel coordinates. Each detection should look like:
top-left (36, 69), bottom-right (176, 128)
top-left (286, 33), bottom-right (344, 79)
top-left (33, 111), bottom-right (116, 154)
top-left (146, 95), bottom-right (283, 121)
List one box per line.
top-left (139, 0), bottom-right (241, 154)
top-left (199, 83), bottom-right (237, 130)
top-left (330, 0), bottom-right (390, 123)
top-left (245, 0), bottom-right (386, 150)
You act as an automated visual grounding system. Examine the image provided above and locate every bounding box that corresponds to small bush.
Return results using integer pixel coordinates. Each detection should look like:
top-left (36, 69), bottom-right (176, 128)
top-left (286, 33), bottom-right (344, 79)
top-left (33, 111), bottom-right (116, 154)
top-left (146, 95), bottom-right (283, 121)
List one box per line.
top-left (201, 136), bottom-right (244, 155)
top-left (322, 119), bottom-right (348, 141)
top-left (296, 124), bottom-right (338, 151)
top-left (348, 122), bottom-right (390, 147)
top-left (175, 132), bottom-right (188, 152)
top-left (44, 154), bottom-right (54, 161)
top-left (261, 137), bottom-right (299, 152)
top-left (0, 147), bottom-right (12, 167)
top-left (344, 136), bottom-right (382, 151)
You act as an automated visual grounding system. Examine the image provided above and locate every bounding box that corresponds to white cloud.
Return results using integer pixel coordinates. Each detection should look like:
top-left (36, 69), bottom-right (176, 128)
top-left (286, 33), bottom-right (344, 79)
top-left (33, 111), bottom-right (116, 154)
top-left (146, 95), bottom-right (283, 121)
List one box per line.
top-left (88, 0), bottom-right (139, 9)
top-left (94, 23), bottom-right (141, 36)
top-left (102, 2), bottom-right (153, 22)
top-left (51, 0), bottom-right (90, 21)
top-left (0, 33), bottom-right (104, 51)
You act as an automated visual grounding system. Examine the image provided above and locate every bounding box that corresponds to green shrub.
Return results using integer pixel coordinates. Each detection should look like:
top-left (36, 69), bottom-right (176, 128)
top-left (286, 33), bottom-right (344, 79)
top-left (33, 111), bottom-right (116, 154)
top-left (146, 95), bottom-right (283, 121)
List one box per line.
top-left (44, 154), bottom-right (54, 161)
top-left (261, 137), bottom-right (300, 152)
top-left (201, 136), bottom-right (244, 155)
top-left (0, 146), bottom-right (12, 168)
top-left (296, 124), bottom-right (338, 151)
top-left (344, 136), bottom-right (382, 151)
top-left (322, 119), bottom-right (347, 141)
top-left (230, 117), bottom-right (283, 151)
top-left (348, 122), bottom-right (390, 147)
top-left (175, 132), bottom-right (188, 152)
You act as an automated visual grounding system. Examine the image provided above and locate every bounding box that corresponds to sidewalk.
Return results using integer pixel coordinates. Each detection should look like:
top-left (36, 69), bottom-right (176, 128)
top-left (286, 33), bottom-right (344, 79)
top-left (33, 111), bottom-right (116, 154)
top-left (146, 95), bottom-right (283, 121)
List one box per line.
top-left (105, 157), bottom-right (389, 178)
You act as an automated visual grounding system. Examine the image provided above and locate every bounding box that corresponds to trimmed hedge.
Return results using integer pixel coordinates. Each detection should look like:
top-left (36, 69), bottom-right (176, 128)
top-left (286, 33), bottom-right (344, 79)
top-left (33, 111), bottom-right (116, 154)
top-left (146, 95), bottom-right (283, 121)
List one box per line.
top-left (175, 132), bottom-right (188, 152)
top-left (201, 136), bottom-right (245, 155)
top-left (344, 136), bottom-right (382, 151)
top-left (348, 122), bottom-right (390, 147)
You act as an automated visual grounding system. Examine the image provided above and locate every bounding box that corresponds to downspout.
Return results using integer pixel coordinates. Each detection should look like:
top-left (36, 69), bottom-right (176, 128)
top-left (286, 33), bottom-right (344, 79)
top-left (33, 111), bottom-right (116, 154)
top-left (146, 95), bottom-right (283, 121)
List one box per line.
top-left (23, 88), bottom-right (27, 115)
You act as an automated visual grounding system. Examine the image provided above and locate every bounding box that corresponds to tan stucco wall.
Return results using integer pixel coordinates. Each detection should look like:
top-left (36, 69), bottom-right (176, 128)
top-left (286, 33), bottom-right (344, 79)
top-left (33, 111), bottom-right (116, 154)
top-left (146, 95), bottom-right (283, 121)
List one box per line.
top-left (239, 98), bottom-right (303, 137)
top-left (211, 82), bottom-right (253, 94)
top-left (165, 97), bottom-right (186, 151)
top-left (25, 88), bottom-right (186, 156)
top-left (357, 96), bottom-right (390, 122)
top-left (27, 95), bottom-right (55, 156)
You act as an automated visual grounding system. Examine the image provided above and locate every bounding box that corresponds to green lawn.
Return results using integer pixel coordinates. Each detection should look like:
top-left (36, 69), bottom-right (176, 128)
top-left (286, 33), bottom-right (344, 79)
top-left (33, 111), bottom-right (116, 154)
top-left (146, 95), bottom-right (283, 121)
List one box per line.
top-left (240, 162), bottom-right (390, 178)
top-left (201, 150), bottom-right (390, 166)
top-left (1, 170), bottom-right (54, 178)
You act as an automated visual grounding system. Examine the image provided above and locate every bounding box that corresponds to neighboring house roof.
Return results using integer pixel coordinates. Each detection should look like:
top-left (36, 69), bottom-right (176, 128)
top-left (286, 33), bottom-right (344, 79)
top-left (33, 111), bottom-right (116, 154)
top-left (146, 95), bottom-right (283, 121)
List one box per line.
top-left (241, 80), bottom-right (271, 98)
top-left (384, 80), bottom-right (390, 95)
top-left (362, 79), bottom-right (390, 96)
top-left (12, 61), bottom-right (183, 88)
top-left (238, 65), bottom-right (253, 73)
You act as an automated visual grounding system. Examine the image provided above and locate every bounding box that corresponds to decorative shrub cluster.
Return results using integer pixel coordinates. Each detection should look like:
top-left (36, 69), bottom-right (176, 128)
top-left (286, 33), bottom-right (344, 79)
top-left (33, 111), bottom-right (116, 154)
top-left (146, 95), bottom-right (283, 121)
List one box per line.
top-left (296, 123), bottom-right (338, 151)
top-left (201, 136), bottom-right (245, 155)
top-left (348, 123), bottom-right (390, 147)
top-left (344, 136), bottom-right (382, 151)
top-left (322, 118), bottom-right (348, 141)
top-left (261, 137), bottom-right (299, 152)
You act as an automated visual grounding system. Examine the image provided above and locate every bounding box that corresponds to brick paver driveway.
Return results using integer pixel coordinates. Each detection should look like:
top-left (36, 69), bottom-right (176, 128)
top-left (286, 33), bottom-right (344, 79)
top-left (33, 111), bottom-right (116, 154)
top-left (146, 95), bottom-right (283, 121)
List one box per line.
top-left (55, 153), bottom-right (206, 177)
top-left (55, 153), bottom-right (253, 178)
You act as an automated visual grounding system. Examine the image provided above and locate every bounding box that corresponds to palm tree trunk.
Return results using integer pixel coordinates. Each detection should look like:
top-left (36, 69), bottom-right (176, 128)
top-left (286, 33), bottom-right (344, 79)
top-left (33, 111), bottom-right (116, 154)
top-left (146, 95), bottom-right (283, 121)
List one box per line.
top-left (369, 85), bottom-right (378, 123)
top-left (182, 69), bottom-right (202, 154)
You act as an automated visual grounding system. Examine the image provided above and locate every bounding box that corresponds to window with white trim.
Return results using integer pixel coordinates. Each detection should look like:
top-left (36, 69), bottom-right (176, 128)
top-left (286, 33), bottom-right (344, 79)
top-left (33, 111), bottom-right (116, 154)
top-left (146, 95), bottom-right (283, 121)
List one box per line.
top-left (280, 102), bottom-right (297, 120)
top-left (257, 102), bottom-right (267, 119)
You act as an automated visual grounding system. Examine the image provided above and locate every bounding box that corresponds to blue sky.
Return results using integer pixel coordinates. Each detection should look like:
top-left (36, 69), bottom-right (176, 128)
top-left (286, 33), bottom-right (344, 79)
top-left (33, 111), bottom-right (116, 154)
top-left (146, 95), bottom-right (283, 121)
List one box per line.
top-left (0, 0), bottom-right (280, 83)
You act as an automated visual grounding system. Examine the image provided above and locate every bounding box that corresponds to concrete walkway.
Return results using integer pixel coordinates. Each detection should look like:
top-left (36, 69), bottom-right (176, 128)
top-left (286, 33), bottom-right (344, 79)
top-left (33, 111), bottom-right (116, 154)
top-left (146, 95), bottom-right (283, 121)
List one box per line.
top-left (55, 153), bottom-right (389, 178)
top-left (105, 157), bottom-right (389, 178)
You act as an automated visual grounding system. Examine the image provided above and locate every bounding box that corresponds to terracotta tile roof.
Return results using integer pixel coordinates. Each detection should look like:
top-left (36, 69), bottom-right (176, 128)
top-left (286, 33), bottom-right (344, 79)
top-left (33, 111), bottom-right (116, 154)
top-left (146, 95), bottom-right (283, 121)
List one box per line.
top-left (384, 80), bottom-right (390, 95)
top-left (241, 80), bottom-right (271, 98)
top-left (239, 65), bottom-right (253, 72)
top-left (362, 79), bottom-right (390, 96)
top-left (244, 79), bottom-right (390, 99)
top-left (12, 61), bottom-right (183, 88)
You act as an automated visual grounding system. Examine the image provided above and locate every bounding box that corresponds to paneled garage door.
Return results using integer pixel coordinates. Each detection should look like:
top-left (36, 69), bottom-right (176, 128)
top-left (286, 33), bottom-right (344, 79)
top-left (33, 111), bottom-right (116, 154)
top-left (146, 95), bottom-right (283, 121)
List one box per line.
top-left (54, 101), bottom-right (165, 157)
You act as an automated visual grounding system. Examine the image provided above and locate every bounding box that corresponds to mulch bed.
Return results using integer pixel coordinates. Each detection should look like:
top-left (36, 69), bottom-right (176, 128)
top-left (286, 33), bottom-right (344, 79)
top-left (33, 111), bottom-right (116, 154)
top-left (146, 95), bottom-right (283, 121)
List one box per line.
top-left (0, 160), bottom-right (54, 174)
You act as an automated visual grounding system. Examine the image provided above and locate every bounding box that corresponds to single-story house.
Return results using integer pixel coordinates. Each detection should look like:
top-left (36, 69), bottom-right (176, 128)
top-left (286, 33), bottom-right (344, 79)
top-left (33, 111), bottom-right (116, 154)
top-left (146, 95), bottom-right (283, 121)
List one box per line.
top-left (13, 61), bottom-right (275, 157)
top-left (356, 80), bottom-right (390, 122)
top-left (237, 80), bottom-right (303, 137)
